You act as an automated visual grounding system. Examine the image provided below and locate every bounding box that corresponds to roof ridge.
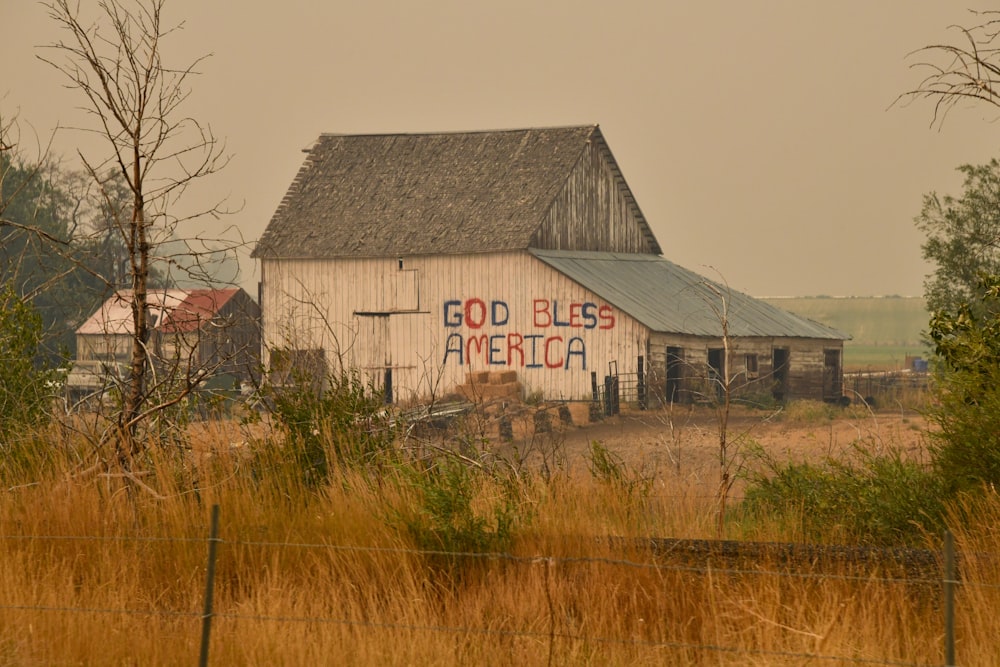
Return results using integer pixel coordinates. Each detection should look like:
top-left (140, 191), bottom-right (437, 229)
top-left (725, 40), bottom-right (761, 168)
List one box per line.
top-left (252, 126), bottom-right (661, 260)
top-left (316, 124), bottom-right (599, 140)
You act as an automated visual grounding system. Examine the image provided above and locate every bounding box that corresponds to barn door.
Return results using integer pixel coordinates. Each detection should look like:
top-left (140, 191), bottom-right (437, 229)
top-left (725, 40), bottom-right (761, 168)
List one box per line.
top-left (666, 346), bottom-right (685, 404)
top-left (772, 348), bottom-right (790, 401)
top-left (707, 348), bottom-right (725, 400)
top-left (356, 314), bottom-right (390, 395)
top-left (823, 349), bottom-right (842, 402)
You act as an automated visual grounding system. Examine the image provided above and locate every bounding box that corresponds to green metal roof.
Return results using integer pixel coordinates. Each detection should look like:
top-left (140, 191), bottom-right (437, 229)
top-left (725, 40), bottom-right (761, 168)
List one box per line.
top-left (531, 249), bottom-right (850, 340)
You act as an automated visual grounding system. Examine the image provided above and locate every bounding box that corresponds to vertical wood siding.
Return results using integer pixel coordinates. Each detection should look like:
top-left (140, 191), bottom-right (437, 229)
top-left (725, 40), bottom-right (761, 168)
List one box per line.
top-left (260, 252), bottom-right (649, 403)
top-left (647, 333), bottom-right (844, 403)
top-left (534, 141), bottom-right (655, 254)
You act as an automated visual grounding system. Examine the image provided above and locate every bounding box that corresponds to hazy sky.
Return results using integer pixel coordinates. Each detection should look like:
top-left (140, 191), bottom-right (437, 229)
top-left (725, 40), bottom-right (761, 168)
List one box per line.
top-left (3, 1), bottom-right (999, 297)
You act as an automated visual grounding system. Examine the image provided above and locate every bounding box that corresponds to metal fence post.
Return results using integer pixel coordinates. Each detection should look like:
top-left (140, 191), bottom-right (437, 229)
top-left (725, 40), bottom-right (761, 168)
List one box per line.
top-left (944, 529), bottom-right (956, 667)
top-left (199, 504), bottom-right (221, 667)
top-left (637, 355), bottom-right (646, 410)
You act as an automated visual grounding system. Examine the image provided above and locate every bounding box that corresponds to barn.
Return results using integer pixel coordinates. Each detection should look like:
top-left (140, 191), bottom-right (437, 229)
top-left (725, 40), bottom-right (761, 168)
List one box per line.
top-left (252, 126), bottom-right (848, 406)
top-left (66, 288), bottom-right (261, 403)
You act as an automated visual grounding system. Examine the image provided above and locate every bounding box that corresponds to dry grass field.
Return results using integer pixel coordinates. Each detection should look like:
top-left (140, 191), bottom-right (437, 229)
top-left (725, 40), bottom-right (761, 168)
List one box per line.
top-left (2, 402), bottom-right (998, 666)
top-left (557, 402), bottom-right (928, 469)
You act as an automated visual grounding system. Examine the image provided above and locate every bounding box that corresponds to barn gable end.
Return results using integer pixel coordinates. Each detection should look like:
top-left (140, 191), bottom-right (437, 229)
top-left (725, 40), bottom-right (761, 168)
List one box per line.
top-left (533, 133), bottom-right (658, 254)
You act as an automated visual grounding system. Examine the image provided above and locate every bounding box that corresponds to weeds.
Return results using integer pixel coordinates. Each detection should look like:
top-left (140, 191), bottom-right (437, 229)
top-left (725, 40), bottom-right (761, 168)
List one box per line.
top-left (264, 369), bottom-right (397, 485)
top-left (394, 455), bottom-right (527, 565)
top-left (741, 440), bottom-right (945, 546)
top-left (586, 440), bottom-right (653, 501)
top-left (2, 404), bottom-right (998, 665)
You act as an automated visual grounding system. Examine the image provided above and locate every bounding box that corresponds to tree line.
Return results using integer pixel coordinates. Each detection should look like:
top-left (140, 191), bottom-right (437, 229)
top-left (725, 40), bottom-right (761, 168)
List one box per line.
top-left (1, 140), bottom-right (155, 363)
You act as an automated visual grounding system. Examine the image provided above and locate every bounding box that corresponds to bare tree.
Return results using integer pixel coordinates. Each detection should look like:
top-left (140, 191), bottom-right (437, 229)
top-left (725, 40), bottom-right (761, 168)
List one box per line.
top-left (898, 10), bottom-right (1000, 127)
top-left (699, 277), bottom-right (737, 537)
top-left (40, 0), bottom-right (232, 465)
top-left (695, 271), bottom-right (782, 537)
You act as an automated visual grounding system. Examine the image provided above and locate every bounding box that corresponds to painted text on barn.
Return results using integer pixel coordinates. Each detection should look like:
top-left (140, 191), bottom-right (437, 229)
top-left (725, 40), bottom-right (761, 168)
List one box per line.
top-left (441, 298), bottom-right (616, 369)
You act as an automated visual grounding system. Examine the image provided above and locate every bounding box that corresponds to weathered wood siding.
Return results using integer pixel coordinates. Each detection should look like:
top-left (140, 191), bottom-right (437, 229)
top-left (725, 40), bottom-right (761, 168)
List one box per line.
top-left (647, 333), bottom-right (844, 404)
top-left (76, 333), bottom-right (132, 362)
top-left (533, 140), bottom-right (655, 253)
top-left (260, 251), bottom-right (649, 402)
top-left (210, 290), bottom-right (262, 380)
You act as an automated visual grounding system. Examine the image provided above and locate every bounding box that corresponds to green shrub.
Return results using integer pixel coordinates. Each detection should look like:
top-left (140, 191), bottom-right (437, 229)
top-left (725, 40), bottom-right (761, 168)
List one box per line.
top-left (394, 455), bottom-right (529, 576)
top-left (925, 276), bottom-right (1000, 494)
top-left (733, 390), bottom-right (783, 411)
top-left (265, 369), bottom-right (396, 486)
top-left (926, 366), bottom-right (1000, 495)
top-left (0, 284), bottom-right (60, 445)
top-left (741, 443), bottom-right (945, 546)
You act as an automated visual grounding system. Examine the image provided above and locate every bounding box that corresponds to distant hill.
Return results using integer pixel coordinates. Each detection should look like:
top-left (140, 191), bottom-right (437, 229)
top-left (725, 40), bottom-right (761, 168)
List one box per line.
top-left (760, 296), bottom-right (930, 370)
top-left (760, 296), bottom-right (928, 346)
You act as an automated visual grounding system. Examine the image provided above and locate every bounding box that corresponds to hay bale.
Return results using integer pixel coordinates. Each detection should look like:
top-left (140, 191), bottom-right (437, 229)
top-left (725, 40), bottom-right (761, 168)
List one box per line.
top-left (466, 371), bottom-right (490, 385)
top-left (490, 370), bottom-right (518, 384)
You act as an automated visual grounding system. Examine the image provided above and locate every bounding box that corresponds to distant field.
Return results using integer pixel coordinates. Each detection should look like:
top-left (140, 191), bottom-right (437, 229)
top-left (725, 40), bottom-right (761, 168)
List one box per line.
top-left (760, 296), bottom-right (930, 371)
top-left (840, 344), bottom-right (931, 371)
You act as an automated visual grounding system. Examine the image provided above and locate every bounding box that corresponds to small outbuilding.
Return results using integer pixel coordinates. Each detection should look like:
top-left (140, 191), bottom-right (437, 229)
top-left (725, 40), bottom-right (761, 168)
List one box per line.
top-left (66, 288), bottom-right (261, 403)
top-left (253, 126), bottom-right (848, 406)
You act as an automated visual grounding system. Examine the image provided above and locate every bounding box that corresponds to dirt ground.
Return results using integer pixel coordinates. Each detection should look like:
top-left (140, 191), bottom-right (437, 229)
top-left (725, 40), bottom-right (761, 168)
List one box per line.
top-left (497, 402), bottom-right (932, 493)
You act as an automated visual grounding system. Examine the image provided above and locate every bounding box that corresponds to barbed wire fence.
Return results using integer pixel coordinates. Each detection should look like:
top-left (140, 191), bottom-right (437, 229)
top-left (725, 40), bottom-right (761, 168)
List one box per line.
top-left (0, 505), bottom-right (987, 666)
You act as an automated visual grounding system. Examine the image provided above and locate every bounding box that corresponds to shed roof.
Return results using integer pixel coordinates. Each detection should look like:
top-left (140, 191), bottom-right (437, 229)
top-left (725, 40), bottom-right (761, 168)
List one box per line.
top-left (76, 289), bottom-right (240, 336)
top-left (252, 125), bottom-right (658, 259)
top-left (531, 249), bottom-right (850, 340)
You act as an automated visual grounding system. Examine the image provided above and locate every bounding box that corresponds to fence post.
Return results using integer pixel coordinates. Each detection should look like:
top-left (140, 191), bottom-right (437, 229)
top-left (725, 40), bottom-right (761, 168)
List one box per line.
top-left (604, 376), bottom-right (613, 416)
top-left (944, 530), bottom-right (956, 667)
top-left (603, 376), bottom-right (621, 416)
top-left (637, 355), bottom-right (646, 410)
top-left (199, 504), bottom-right (221, 667)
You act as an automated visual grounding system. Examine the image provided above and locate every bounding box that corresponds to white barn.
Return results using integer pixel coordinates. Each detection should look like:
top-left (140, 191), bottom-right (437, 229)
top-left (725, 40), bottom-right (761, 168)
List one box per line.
top-left (253, 126), bottom-right (847, 405)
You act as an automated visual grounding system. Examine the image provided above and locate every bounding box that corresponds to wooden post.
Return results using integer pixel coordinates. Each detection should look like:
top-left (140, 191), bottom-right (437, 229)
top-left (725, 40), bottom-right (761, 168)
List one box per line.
top-left (944, 530), bottom-right (956, 667)
top-left (199, 505), bottom-right (221, 667)
top-left (637, 355), bottom-right (646, 410)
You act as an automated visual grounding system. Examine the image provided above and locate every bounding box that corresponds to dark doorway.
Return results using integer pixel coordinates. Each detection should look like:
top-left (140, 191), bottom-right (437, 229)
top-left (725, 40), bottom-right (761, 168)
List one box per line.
top-left (772, 348), bottom-right (790, 400)
top-left (666, 347), bottom-right (684, 404)
top-left (823, 348), bottom-right (842, 402)
top-left (707, 348), bottom-right (725, 399)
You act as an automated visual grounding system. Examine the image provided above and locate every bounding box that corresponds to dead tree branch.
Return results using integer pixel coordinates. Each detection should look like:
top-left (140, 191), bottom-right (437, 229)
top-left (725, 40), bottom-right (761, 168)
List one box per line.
top-left (896, 10), bottom-right (1000, 128)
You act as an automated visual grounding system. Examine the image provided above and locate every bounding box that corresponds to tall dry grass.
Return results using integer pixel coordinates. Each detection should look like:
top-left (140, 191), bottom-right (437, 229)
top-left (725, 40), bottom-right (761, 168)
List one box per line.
top-left (0, 416), bottom-right (997, 666)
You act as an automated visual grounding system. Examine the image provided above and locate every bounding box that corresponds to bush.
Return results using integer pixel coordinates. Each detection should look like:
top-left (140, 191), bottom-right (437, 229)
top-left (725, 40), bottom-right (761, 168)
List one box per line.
top-left (265, 369), bottom-right (396, 486)
top-left (0, 284), bottom-right (59, 444)
top-left (393, 455), bottom-right (529, 578)
top-left (741, 443), bottom-right (945, 546)
top-left (926, 275), bottom-right (1000, 494)
top-left (927, 366), bottom-right (1000, 495)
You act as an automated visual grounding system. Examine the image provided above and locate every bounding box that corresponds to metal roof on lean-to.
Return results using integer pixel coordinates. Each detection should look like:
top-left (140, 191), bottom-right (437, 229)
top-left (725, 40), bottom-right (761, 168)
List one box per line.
top-left (530, 249), bottom-right (850, 340)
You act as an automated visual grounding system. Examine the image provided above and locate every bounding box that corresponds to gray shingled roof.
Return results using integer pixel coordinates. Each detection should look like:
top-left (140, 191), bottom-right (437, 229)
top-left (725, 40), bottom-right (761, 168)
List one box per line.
top-left (253, 126), bottom-right (657, 258)
top-left (531, 249), bottom-right (850, 340)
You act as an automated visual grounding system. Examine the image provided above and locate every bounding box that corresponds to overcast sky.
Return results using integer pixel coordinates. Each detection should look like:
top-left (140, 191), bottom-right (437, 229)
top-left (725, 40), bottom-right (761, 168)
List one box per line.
top-left (3, 1), bottom-right (999, 297)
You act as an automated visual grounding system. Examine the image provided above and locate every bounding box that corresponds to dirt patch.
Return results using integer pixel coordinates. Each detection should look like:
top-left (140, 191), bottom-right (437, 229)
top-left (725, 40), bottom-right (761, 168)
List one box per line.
top-left (494, 403), bottom-right (932, 494)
